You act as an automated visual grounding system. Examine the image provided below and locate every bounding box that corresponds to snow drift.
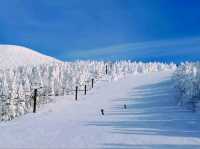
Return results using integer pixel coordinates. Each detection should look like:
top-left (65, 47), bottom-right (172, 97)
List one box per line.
top-left (0, 45), bottom-right (60, 69)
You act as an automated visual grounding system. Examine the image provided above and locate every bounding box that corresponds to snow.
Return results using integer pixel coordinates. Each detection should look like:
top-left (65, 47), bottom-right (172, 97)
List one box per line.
top-left (0, 60), bottom-right (175, 121)
top-left (173, 62), bottom-right (200, 110)
top-left (0, 44), bottom-right (60, 69)
top-left (0, 70), bottom-right (200, 148)
top-left (0, 44), bottom-right (199, 148)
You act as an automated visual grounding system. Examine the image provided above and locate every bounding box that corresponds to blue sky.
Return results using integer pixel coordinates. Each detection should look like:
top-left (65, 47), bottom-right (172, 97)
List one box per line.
top-left (0, 0), bottom-right (200, 62)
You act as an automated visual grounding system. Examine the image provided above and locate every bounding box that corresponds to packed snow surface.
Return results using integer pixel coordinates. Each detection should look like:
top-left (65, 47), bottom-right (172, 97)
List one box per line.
top-left (0, 71), bottom-right (200, 149)
top-left (0, 45), bottom-right (60, 69)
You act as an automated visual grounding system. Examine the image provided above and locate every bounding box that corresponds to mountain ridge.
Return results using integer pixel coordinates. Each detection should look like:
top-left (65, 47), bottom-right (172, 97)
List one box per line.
top-left (0, 44), bottom-right (61, 69)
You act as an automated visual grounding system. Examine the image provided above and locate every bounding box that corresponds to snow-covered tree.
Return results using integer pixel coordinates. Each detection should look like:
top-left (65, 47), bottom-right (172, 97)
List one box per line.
top-left (0, 61), bottom-right (176, 121)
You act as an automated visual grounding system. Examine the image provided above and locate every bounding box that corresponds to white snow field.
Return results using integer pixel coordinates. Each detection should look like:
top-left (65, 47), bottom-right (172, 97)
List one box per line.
top-left (0, 70), bottom-right (200, 149)
top-left (0, 45), bottom-right (60, 69)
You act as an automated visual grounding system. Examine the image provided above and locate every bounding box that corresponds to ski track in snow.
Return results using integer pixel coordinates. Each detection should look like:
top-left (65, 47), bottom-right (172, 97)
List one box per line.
top-left (0, 71), bottom-right (200, 149)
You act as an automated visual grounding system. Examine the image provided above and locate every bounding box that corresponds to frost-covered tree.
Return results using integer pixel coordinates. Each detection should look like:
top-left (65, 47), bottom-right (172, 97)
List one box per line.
top-left (173, 62), bottom-right (200, 111)
top-left (0, 61), bottom-right (176, 121)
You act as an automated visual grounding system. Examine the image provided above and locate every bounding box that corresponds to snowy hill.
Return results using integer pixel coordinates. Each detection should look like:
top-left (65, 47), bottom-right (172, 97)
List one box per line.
top-left (0, 45), bottom-right (60, 69)
top-left (1, 71), bottom-right (200, 148)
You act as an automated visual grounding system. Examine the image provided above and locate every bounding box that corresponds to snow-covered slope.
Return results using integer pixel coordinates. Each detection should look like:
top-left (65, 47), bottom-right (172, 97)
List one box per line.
top-left (0, 60), bottom-right (176, 121)
top-left (1, 71), bottom-right (200, 148)
top-left (0, 45), bottom-right (60, 69)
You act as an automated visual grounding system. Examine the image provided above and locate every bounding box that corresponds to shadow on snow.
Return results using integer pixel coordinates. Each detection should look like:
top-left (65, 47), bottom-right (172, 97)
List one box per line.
top-left (86, 79), bottom-right (200, 148)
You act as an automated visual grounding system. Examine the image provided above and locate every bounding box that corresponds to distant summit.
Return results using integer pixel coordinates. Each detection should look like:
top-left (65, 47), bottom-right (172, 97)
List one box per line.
top-left (0, 45), bottom-right (61, 69)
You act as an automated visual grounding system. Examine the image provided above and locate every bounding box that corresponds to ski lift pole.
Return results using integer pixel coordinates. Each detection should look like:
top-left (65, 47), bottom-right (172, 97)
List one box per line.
top-left (84, 85), bottom-right (87, 95)
top-left (92, 79), bottom-right (94, 88)
top-left (75, 86), bottom-right (78, 100)
top-left (33, 89), bottom-right (37, 113)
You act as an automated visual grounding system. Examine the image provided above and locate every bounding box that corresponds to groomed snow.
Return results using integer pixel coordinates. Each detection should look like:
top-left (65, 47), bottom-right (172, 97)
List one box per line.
top-left (0, 45), bottom-right (60, 69)
top-left (0, 71), bottom-right (200, 148)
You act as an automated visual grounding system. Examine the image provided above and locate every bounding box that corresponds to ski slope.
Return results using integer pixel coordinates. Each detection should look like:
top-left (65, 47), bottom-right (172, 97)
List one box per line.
top-left (0, 45), bottom-right (60, 69)
top-left (0, 71), bottom-right (200, 148)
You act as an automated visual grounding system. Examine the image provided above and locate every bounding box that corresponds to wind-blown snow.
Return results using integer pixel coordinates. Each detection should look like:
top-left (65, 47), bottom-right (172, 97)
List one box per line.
top-left (0, 45), bottom-right (60, 69)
